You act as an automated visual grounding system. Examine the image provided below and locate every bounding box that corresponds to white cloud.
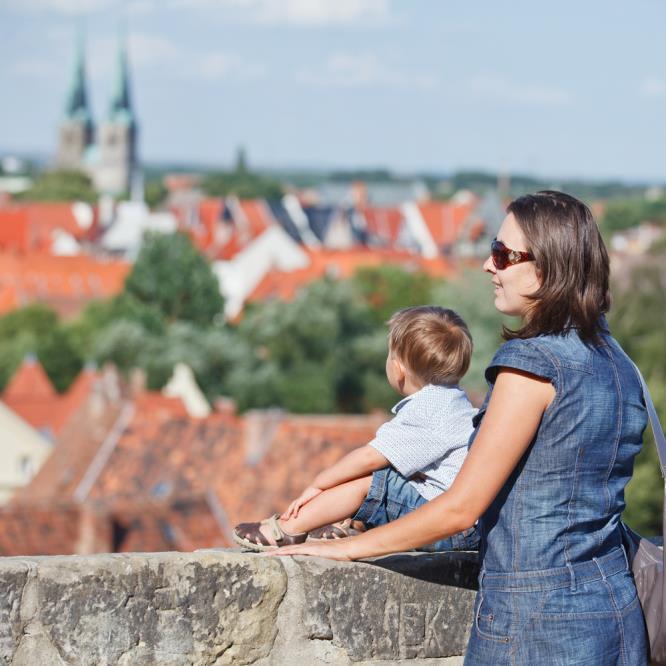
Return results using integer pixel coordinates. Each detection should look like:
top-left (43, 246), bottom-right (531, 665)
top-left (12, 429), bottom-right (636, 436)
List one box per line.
top-left (5, 0), bottom-right (114, 14)
top-left (640, 76), bottom-right (666, 98)
top-left (165, 0), bottom-right (389, 26)
top-left (468, 75), bottom-right (573, 107)
top-left (256, 0), bottom-right (389, 26)
top-left (298, 52), bottom-right (438, 90)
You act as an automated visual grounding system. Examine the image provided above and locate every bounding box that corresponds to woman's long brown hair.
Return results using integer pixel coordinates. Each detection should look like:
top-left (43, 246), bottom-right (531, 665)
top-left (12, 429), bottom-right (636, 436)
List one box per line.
top-left (503, 190), bottom-right (610, 345)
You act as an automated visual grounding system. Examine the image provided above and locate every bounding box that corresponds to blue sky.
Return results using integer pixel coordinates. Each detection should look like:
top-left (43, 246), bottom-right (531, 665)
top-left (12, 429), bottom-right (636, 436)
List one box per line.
top-left (1, 0), bottom-right (665, 181)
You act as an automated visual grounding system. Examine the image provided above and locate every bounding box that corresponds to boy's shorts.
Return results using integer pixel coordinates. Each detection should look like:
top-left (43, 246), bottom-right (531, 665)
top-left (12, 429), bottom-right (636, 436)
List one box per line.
top-left (351, 466), bottom-right (479, 552)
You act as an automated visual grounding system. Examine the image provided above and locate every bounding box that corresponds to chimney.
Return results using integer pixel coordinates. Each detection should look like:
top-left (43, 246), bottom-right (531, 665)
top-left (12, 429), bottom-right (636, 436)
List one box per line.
top-left (351, 181), bottom-right (368, 208)
top-left (243, 409), bottom-right (283, 466)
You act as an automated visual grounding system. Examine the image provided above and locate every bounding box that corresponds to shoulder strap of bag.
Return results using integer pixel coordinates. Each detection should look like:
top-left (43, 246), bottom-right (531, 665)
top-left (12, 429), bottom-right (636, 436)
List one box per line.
top-left (631, 361), bottom-right (666, 477)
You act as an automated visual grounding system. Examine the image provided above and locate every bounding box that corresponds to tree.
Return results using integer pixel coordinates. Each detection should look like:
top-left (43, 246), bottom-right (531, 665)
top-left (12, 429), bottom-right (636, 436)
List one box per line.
top-left (16, 169), bottom-right (97, 204)
top-left (0, 304), bottom-right (82, 392)
top-left (610, 251), bottom-right (666, 535)
top-left (227, 278), bottom-right (382, 413)
top-left (144, 179), bottom-right (168, 209)
top-left (201, 171), bottom-right (283, 200)
top-left (430, 269), bottom-right (511, 397)
top-left (124, 231), bottom-right (224, 327)
top-left (352, 265), bottom-right (435, 327)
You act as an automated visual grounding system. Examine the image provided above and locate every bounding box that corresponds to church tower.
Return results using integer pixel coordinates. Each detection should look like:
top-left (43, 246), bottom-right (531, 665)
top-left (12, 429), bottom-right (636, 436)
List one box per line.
top-left (55, 29), bottom-right (94, 170)
top-left (95, 30), bottom-right (138, 195)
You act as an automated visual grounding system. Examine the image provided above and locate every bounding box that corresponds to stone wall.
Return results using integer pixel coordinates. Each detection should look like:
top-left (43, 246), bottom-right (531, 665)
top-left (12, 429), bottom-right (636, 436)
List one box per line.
top-left (0, 549), bottom-right (479, 665)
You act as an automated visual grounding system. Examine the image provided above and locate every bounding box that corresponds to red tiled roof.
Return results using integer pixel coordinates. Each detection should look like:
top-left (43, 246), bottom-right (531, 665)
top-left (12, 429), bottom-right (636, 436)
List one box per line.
top-left (249, 247), bottom-right (453, 303)
top-left (0, 252), bottom-right (130, 318)
top-left (361, 206), bottom-right (405, 245)
top-left (3, 355), bottom-right (56, 401)
top-left (2, 359), bottom-right (123, 439)
top-left (417, 201), bottom-right (475, 247)
top-left (0, 202), bottom-right (97, 254)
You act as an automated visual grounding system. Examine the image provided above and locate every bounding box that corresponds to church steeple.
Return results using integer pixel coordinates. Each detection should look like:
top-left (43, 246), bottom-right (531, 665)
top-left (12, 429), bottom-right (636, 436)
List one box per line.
top-left (55, 26), bottom-right (94, 170)
top-left (95, 26), bottom-right (139, 195)
top-left (108, 29), bottom-right (135, 126)
top-left (64, 27), bottom-right (93, 129)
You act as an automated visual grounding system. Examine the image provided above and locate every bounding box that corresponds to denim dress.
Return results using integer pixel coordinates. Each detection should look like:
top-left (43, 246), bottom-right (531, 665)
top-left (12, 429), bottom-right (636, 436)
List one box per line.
top-left (464, 330), bottom-right (649, 665)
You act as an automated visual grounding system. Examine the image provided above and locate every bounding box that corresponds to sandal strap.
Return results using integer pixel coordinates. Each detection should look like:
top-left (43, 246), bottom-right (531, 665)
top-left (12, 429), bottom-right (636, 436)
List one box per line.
top-left (264, 515), bottom-right (285, 543)
top-left (261, 514), bottom-right (307, 545)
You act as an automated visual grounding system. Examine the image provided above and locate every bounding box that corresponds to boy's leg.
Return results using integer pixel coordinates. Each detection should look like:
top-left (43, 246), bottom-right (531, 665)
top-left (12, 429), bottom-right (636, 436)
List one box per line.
top-left (280, 475), bottom-right (371, 533)
top-left (252, 475), bottom-right (372, 546)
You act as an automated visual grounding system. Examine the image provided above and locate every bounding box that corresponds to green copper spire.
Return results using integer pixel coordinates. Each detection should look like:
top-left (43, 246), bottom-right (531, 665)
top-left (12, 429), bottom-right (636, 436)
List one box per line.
top-left (108, 28), bottom-right (135, 125)
top-left (64, 27), bottom-right (93, 128)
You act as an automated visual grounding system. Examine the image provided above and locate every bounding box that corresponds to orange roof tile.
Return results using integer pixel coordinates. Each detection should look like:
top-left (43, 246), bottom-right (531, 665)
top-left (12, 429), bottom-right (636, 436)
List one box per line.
top-left (417, 201), bottom-right (475, 247)
top-left (249, 247), bottom-right (453, 303)
top-left (3, 355), bottom-right (56, 401)
top-left (361, 206), bottom-right (405, 245)
top-left (0, 202), bottom-right (97, 254)
top-left (0, 252), bottom-right (130, 318)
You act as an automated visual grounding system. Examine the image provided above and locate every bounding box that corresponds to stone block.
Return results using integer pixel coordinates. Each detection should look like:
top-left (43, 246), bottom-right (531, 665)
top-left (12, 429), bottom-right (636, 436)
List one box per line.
top-left (0, 549), bottom-right (479, 665)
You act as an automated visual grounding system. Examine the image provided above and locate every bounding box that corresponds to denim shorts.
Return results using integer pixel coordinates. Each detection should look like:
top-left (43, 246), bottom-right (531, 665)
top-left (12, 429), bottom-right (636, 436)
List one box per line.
top-left (351, 467), bottom-right (479, 552)
top-left (464, 547), bottom-right (648, 665)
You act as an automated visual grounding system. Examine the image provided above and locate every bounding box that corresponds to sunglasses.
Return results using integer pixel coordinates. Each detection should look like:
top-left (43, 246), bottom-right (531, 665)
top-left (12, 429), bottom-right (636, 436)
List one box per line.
top-left (491, 239), bottom-right (534, 270)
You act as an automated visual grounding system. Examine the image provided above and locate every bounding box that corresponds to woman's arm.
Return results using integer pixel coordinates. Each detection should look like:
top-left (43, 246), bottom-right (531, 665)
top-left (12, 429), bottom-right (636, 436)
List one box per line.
top-left (269, 368), bottom-right (555, 560)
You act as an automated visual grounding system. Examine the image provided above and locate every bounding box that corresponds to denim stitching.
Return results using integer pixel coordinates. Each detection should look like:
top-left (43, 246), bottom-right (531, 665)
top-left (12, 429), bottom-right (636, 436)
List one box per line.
top-left (601, 575), bottom-right (628, 666)
top-left (601, 344), bottom-right (624, 521)
top-left (564, 444), bottom-right (584, 567)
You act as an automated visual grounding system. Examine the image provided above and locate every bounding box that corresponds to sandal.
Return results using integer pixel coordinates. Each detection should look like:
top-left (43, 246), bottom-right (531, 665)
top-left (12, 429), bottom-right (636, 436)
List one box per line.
top-left (307, 518), bottom-right (367, 541)
top-left (232, 514), bottom-right (308, 552)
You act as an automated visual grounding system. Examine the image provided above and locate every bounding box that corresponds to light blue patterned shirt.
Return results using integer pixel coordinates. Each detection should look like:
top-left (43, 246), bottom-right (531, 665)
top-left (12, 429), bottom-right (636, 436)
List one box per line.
top-left (369, 383), bottom-right (476, 501)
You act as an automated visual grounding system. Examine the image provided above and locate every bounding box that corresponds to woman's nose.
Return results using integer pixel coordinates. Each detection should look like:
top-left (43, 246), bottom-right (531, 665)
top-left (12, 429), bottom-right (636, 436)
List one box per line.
top-left (483, 255), bottom-right (496, 274)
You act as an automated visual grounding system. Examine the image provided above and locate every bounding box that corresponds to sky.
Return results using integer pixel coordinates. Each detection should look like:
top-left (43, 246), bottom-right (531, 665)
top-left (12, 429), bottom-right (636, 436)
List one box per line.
top-left (1, 0), bottom-right (665, 181)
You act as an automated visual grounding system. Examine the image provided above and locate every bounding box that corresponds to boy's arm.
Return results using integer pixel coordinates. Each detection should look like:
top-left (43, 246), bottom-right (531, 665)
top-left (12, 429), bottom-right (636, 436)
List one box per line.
top-left (281, 445), bottom-right (388, 520)
top-left (313, 444), bottom-right (389, 490)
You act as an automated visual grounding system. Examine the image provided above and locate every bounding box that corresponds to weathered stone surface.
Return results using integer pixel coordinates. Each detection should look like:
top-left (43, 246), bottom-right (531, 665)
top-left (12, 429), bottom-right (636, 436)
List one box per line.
top-left (284, 552), bottom-right (479, 663)
top-left (0, 549), bottom-right (479, 665)
top-left (2, 551), bottom-right (286, 666)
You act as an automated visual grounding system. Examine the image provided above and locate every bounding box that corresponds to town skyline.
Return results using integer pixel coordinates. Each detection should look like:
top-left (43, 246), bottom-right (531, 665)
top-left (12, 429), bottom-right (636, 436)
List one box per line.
top-left (2, 0), bottom-right (665, 182)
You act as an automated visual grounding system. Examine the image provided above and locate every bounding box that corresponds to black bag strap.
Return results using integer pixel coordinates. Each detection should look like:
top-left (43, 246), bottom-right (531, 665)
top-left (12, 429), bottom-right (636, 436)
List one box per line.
top-left (631, 361), bottom-right (666, 478)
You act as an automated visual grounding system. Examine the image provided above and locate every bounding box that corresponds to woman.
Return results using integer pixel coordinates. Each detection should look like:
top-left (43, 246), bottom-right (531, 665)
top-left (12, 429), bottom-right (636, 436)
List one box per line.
top-left (271, 191), bottom-right (648, 665)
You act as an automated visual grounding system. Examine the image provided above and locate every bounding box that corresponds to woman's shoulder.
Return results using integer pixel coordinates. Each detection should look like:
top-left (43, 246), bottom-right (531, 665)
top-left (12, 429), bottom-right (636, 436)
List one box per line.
top-left (486, 337), bottom-right (559, 384)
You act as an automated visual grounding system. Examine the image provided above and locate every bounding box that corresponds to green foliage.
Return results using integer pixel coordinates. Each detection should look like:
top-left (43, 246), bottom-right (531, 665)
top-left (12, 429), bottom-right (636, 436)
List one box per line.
top-left (201, 170), bottom-right (283, 200)
top-left (15, 169), bottom-right (97, 204)
top-left (610, 249), bottom-right (666, 535)
top-left (144, 180), bottom-right (168, 209)
top-left (352, 265), bottom-right (435, 326)
top-left (92, 320), bottom-right (151, 372)
top-left (228, 278), bottom-right (380, 413)
top-left (600, 196), bottom-right (666, 235)
top-left (0, 304), bottom-right (83, 393)
top-left (124, 231), bottom-right (224, 327)
top-left (431, 270), bottom-right (510, 395)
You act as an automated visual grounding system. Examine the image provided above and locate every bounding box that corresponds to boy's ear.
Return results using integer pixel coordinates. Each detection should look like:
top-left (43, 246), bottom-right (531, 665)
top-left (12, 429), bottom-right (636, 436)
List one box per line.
top-left (391, 357), bottom-right (407, 387)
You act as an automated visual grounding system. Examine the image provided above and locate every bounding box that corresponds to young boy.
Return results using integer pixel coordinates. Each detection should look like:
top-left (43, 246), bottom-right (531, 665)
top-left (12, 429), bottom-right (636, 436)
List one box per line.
top-left (233, 305), bottom-right (479, 552)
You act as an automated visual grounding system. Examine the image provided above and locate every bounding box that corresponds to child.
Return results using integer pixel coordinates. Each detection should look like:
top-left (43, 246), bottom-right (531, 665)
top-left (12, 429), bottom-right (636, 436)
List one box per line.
top-left (233, 305), bottom-right (479, 552)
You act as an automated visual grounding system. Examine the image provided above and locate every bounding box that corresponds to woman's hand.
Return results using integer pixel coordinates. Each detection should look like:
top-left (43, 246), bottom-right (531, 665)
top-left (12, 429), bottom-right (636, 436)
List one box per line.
top-left (281, 486), bottom-right (323, 520)
top-left (264, 538), bottom-right (354, 561)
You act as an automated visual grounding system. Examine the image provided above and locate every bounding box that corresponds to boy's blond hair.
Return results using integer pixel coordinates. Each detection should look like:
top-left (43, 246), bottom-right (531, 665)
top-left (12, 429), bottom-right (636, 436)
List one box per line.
top-left (388, 306), bottom-right (472, 385)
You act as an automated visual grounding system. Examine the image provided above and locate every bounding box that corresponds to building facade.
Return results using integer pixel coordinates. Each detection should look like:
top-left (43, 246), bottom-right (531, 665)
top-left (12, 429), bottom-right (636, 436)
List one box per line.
top-left (55, 30), bottom-right (138, 196)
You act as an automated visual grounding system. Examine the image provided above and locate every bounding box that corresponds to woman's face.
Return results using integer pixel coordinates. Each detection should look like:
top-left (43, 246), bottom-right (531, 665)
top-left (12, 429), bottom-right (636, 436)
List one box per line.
top-left (483, 213), bottom-right (540, 319)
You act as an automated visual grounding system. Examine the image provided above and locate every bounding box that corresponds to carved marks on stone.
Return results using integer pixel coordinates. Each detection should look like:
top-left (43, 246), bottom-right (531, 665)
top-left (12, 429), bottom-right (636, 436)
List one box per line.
top-left (299, 559), bottom-right (476, 661)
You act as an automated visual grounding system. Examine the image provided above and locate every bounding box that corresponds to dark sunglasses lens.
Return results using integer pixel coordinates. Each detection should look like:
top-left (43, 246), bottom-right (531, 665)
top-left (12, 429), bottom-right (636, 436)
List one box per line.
top-left (491, 241), bottom-right (508, 269)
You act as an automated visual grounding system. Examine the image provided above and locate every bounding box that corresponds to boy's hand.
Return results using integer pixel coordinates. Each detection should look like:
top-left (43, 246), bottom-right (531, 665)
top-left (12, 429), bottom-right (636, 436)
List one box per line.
top-left (281, 486), bottom-right (323, 520)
